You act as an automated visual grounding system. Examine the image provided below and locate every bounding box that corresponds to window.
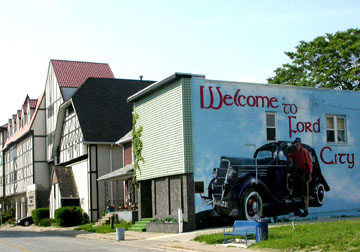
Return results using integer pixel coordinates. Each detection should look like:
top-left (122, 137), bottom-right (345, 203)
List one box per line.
top-left (266, 112), bottom-right (276, 141)
top-left (326, 115), bottom-right (346, 143)
top-left (256, 150), bottom-right (273, 159)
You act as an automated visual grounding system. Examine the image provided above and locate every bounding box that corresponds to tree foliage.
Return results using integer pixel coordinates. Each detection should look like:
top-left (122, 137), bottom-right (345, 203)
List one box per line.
top-left (132, 109), bottom-right (144, 188)
top-left (268, 28), bottom-right (360, 90)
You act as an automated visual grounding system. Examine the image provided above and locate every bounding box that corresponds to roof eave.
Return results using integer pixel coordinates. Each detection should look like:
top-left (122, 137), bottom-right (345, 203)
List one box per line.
top-left (127, 72), bottom-right (199, 102)
top-left (83, 141), bottom-right (117, 145)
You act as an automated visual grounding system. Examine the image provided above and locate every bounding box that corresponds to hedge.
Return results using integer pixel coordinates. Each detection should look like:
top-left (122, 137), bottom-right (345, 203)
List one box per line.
top-left (1, 213), bottom-right (12, 224)
top-left (32, 208), bottom-right (49, 225)
top-left (38, 218), bottom-right (56, 227)
top-left (54, 206), bottom-right (85, 227)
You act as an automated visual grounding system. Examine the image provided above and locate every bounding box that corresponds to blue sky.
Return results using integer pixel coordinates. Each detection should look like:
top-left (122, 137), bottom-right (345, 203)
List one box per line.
top-left (0, 0), bottom-right (359, 123)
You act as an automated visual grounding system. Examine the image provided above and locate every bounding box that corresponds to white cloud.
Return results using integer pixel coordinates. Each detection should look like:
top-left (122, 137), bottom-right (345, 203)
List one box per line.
top-left (325, 168), bottom-right (360, 203)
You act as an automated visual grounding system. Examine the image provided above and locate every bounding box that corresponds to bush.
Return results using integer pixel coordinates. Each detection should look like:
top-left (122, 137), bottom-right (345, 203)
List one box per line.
top-left (82, 212), bottom-right (89, 224)
top-left (54, 206), bottom-right (85, 227)
top-left (5, 219), bottom-right (15, 225)
top-left (38, 218), bottom-right (56, 227)
top-left (1, 213), bottom-right (13, 224)
top-left (32, 208), bottom-right (49, 225)
top-left (9, 208), bottom-right (15, 218)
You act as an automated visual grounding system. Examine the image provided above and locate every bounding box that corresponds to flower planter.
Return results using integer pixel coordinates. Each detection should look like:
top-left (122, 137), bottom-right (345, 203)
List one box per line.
top-left (146, 222), bottom-right (179, 233)
top-left (107, 208), bottom-right (115, 213)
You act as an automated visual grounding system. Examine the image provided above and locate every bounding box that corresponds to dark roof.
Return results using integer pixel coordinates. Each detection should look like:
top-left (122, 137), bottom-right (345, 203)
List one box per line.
top-left (54, 166), bottom-right (79, 198)
top-left (72, 78), bottom-right (155, 143)
top-left (51, 60), bottom-right (115, 88)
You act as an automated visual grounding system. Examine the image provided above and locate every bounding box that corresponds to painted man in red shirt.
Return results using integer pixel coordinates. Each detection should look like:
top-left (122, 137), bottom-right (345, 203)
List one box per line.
top-left (288, 137), bottom-right (313, 217)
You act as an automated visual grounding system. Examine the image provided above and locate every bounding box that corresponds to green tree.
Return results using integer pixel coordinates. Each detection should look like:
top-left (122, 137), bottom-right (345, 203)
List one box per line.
top-left (268, 28), bottom-right (360, 90)
top-left (132, 109), bottom-right (144, 188)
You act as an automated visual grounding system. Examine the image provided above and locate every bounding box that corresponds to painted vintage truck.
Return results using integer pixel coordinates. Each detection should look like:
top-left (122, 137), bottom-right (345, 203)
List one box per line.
top-left (207, 141), bottom-right (330, 220)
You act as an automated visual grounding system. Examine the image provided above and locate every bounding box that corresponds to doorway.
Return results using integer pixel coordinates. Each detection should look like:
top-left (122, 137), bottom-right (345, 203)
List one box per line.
top-left (140, 180), bottom-right (152, 218)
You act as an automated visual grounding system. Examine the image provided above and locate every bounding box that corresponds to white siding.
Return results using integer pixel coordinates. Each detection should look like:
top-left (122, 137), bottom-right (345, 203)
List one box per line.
top-left (135, 79), bottom-right (185, 180)
top-left (45, 64), bottom-right (64, 161)
top-left (72, 160), bottom-right (89, 215)
top-left (49, 184), bottom-right (61, 218)
top-left (59, 107), bottom-right (86, 163)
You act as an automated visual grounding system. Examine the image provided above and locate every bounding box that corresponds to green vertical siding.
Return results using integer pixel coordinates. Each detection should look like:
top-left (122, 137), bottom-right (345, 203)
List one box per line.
top-left (135, 80), bottom-right (185, 180)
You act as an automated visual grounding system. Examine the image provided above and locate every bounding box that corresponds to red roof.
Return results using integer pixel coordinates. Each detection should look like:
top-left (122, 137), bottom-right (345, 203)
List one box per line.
top-left (29, 99), bottom-right (38, 109)
top-left (51, 60), bottom-right (115, 88)
top-left (23, 95), bottom-right (30, 111)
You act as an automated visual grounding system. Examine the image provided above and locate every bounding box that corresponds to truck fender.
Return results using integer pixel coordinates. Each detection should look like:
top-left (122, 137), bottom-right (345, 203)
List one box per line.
top-left (234, 176), bottom-right (281, 204)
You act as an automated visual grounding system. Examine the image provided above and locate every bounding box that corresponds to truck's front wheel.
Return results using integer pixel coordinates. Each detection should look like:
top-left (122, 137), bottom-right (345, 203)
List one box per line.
top-left (239, 188), bottom-right (263, 221)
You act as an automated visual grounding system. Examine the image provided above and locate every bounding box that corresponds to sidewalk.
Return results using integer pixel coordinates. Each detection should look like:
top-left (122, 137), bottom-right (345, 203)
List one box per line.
top-left (2, 225), bottom-right (262, 252)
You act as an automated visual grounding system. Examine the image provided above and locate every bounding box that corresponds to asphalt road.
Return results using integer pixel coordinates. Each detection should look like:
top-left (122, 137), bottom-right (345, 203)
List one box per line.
top-left (0, 229), bottom-right (157, 252)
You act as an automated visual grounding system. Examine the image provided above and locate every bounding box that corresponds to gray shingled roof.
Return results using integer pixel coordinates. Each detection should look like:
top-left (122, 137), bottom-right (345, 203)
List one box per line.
top-left (71, 78), bottom-right (155, 143)
top-left (54, 166), bottom-right (79, 198)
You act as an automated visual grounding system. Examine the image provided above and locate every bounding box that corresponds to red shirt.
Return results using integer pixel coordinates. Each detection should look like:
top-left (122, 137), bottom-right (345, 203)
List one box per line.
top-left (290, 147), bottom-right (313, 174)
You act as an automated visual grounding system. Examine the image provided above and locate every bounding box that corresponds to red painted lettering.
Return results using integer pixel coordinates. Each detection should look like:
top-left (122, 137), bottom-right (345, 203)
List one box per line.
top-left (288, 116), bottom-right (297, 138)
top-left (234, 90), bottom-right (240, 106)
top-left (313, 118), bottom-right (320, 133)
top-left (305, 122), bottom-right (312, 132)
top-left (348, 154), bottom-right (355, 169)
top-left (247, 96), bottom-right (256, 107)
top-left (320, 146), bottom-right (334, 165)
top-left (238, 95), bottom-right (246, 106)
top-left (200, 86), bottom-right (278, 110)
top-left (288, 116), bottom-right (321, 138)
top-left (270, 97), bottom-right (279, 108)
top-left (320, 146), bottom-right (355, 169)
top-left (338, 154), bottom-right (346, 164)
top-left (297, 122), bottom-right (304, 133)
top-left (224, 94), bottom-right (233, 106)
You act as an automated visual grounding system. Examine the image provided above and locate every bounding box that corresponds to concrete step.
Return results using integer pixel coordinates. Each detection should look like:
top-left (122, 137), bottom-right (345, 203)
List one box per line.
top-left (128, 226), bottom-right (146, 232)
top-left (127, 218), bottom-right (153, 232)
top-left (94, 213), bottom-right (116, 227)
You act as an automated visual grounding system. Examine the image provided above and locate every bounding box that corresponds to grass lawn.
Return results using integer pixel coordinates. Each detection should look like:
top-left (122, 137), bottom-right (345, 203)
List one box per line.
top-left (194, 219), bottom-right (360, 251)
top-left (75, 221), bottom-right (132, 234)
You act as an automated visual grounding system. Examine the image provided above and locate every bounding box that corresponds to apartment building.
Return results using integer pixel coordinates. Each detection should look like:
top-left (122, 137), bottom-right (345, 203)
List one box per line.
top-left (49, 78), bottom-right (154, 221)
top-left (0, 95), bottom-right (48, 219)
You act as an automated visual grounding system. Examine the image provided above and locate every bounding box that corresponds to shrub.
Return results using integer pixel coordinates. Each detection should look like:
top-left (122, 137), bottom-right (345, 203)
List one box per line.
top-left (32, 208), bottom-right (49, 225)
top-left (54, 206), bottom-right (84, 227)
top-left (151, 217), bottom-right (178, 223)
top-left (5, 219), bottom-right (15, 225)
top-left (9, 208), bottom-right (15, 218)
top-left (82, 212), bottom-right (89, 224)
top-left (1, 213), bottom-right (13, 224)
top-left (38, 218), bottom-right (56, 227)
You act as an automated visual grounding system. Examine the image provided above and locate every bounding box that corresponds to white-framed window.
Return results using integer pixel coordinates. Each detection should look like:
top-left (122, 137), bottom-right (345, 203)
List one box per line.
top-left (266, 112), bottom-right (276, 141)
top-left (326, 115), bottom-right (346, 143)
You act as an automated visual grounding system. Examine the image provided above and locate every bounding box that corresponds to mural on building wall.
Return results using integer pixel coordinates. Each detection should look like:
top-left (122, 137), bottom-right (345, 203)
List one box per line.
top-left (191, 77), bottom-right (360, 220)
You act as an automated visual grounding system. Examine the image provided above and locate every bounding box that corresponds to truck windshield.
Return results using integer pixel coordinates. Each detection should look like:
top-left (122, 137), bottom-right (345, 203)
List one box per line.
top-left (256, 150), bottom-right (273, 159)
